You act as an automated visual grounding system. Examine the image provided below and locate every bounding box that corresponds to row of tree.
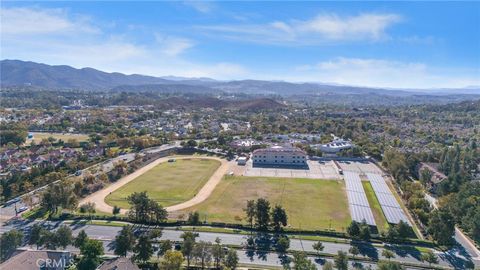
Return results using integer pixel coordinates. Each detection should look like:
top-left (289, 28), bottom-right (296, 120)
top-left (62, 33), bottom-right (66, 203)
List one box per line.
top-left (126, 191), bottom-right (168, 223)
top-left (113, 226), bottom-right (239, 270)
top-left (244, 198), bottom-right (288, 231)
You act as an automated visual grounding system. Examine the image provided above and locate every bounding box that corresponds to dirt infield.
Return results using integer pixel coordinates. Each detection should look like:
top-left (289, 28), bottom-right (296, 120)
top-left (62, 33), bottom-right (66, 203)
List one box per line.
top-left (78, 155), bottom-right (231, 215)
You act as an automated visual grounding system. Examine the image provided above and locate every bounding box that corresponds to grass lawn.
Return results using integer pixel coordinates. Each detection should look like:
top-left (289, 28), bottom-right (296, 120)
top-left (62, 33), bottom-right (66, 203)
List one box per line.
top-left (27, 132), bottom-right (89, 145)
top-left (362, 181), bottom-right (390, 232)
top-left (176, 176), bottom-right (351, 231)
top-left (105, 158), bottom-right (221, 208)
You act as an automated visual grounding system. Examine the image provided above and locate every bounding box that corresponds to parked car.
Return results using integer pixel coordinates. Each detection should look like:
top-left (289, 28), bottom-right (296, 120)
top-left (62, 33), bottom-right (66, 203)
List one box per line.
top-left (18, 206), bottom-right (28, 213)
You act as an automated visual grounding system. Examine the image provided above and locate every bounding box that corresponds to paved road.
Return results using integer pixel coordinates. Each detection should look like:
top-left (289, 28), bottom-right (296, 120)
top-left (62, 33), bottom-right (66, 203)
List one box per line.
top-left (0, 153), bottom-right (136, 221)
top-left (0, 143), bottom-right (177, 221)
top-left (3, 220), bottom-right (474, 269)
top-left (424, 192), bottom-right (480, 263)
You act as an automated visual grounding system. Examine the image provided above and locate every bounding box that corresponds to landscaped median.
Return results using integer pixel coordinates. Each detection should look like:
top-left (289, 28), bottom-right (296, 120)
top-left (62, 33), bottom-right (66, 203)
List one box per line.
top-left (61, 219), bottom-right (451, 270)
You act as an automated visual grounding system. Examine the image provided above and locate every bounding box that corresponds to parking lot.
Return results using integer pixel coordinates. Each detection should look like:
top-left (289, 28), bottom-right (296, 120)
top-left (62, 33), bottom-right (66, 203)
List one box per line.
top-left (336, 160), bottom-right (383, 175)
top-left (242, 160), bottom-right (341, 179)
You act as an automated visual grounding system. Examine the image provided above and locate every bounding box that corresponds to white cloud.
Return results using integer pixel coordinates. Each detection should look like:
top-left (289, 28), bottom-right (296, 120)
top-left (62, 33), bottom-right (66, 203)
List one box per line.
top-left (183, 1), bottom-right (214, 13)
top-left (298, 13), bottom-right (401, 40)
top-left (197, 12), bottom-right (402, 44)
top-left (287, 57), bottom-right (480, 89)
top-left (0, 6), bottom-right (249, 80)
top-left (0, 7), bottom-right (98, 35)
top-left (155, 34), bottom-right (195, 56)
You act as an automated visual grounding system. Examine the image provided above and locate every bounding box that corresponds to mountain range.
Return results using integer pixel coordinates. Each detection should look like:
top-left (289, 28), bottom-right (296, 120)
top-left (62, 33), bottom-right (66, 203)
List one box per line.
top-left (1, 59), bottom-right (479, 96)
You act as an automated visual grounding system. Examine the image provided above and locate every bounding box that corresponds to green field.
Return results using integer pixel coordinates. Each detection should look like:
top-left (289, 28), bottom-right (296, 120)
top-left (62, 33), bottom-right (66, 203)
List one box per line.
top-left (362, 181), bottom-right (390, 232)
top-left (27, 132), bottom-right (89, 145)
top-left (105, 158), bottom-right (221, 208)
top-left (177, 176), bottom-right (351, 231)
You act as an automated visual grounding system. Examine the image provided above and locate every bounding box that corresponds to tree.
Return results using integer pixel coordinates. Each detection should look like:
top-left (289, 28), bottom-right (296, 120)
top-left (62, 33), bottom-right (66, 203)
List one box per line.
top-left (127, 191), bottom-right (167, 223)
top-left (271, 205), bottom-right (288, 231)
top-left (312, 241), bottom-right (324, 255)
top-left (334, 251), bottom-right (349, 270)
top-left (160, 250), bottom-right (184, 270)
top-left (55, 225), bottom-right (73, 249)
top-left (28, 224), bottom-right (43, 248)
top-left (347, 221), bottom-right (360, 238)
top-left (74, 230), bottom-right (89, 248)
top-left (255, 198), bottom-right (271, 230)
top-left (79, 202), bottom-right (96, 219)
top-left (359, 224), bottom-right (371, 241)
top-left (244, 200), bottom-right (256, 229)
top-left (188, 211), bottom-right (201, 225)
top-left (322, 261), bottom-right (334, 270)
top-left (349, 246), bottom-right (360, 260)
top-left (378, 260), bottom-right (404, 270)
top-left (158, 240), bottom-right (173, 258)
top-left (0, 229), bottom-right (23, 262)
top-left (181, 231), bottom-right (198, 268)
top-left (114, 225), bottom-right (136, 257)
top-left (385, 226), bottom-right (399, 242)
top-left (39, 230), bottom-right (57, 250)
top-left (112, 205), bottom-right (121, 216)
top-left (420, 168), bottom-right (433, 186)
top-left (134, 234), bottom-right (153, 263)
top-left (212, 237), bottom-right (224, 269)
top-left (224, 249), bottom-right (239, 270)
top-left (149, 228), bottom-right (162, 240)
top-left (382, 249), bottom-right (395, 261)
top-left (421, 250), bottom-right (438, 266)
top-left (193, 241), bottom-right (212, 269)
top-left (41, 183), bottom-right (77, 214)
top-left (276, 235), bottom-right (290, 253)
top-left (428, 209), bottom-right (455, 246)
top-left (291, 251), bottom-right (316, 270)
top-left (395, 221), bottom-right (411, 239)
top-left (186, 139), bottom-right (198, 148)
top-left (0, 124), bottom-right (27, 146)
top-left (78, 239), bottom-right (104, 270)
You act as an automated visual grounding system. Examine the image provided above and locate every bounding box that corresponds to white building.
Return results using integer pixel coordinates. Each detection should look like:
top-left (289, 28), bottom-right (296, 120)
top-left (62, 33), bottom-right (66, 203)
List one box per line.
top-left (237, 156), bottom-right (247, 165)
top-left (252, 146), bottom-right (307, 167)
top-left (313, 137), bottom-right (353, 155)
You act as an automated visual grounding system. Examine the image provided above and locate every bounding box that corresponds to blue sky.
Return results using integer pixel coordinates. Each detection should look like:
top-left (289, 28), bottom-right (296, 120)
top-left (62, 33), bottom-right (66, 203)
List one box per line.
top-left (1, 1), bottom-right (479, 88)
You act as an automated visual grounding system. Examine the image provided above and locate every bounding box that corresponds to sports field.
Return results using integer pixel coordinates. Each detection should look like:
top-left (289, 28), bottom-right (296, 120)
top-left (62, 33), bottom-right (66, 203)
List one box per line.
top-left (105, 158), bottom-right (221, 208)
top-left (27, 132), bottom-right (89, 145)
top-left (176, 176), bottom-right (351, 231)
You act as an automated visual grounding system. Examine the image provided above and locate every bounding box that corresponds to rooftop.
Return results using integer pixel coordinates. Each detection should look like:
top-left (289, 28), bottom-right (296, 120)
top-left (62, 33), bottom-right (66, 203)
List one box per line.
top-left (253, 146), bottom-right (306, 154)
top-left (0, 249), bottom-right (71, 270)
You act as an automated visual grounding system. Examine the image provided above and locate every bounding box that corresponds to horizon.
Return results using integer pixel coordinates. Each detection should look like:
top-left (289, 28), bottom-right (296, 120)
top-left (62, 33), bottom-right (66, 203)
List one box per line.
top-left (3, 58), bottom-right (480, 91)
top-left (1, 1), bottom-right (479, 89)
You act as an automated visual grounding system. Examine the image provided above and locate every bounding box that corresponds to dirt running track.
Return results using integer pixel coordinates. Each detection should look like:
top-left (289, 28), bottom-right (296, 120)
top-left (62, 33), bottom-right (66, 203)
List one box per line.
top-left (79, 156), bottom-right (231, 215)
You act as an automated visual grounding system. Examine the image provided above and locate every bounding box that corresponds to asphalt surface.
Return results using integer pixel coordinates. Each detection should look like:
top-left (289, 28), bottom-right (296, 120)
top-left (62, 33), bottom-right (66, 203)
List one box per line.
top-left (2, 219), bottom-right (477, 269)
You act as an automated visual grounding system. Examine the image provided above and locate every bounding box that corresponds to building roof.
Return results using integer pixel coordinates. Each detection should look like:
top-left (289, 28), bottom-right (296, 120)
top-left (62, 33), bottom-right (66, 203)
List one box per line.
top-left (0, 249), bottom-right (71, 270)
top-left (419, 162), bottom-right (447, 184)
top-left (97, 257), bottom-right (140, 270)
top-left (253, 146), bottom-right (306, 155)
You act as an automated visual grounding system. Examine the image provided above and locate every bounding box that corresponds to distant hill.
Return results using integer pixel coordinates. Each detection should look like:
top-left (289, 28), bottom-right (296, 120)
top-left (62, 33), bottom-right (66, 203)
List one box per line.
top-left (111, 83), bottom-right (220, 94)
top-left (0, 60), bottom-right (171, 90)
top-left (1, 59), bottom-right (479, 96)
top-left (155, 96), bottom-right (285, 111)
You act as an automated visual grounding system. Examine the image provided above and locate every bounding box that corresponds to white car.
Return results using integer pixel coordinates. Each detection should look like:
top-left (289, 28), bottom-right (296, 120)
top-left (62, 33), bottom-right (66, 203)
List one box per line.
top-left (18, 206), bottom-right (28, 213)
